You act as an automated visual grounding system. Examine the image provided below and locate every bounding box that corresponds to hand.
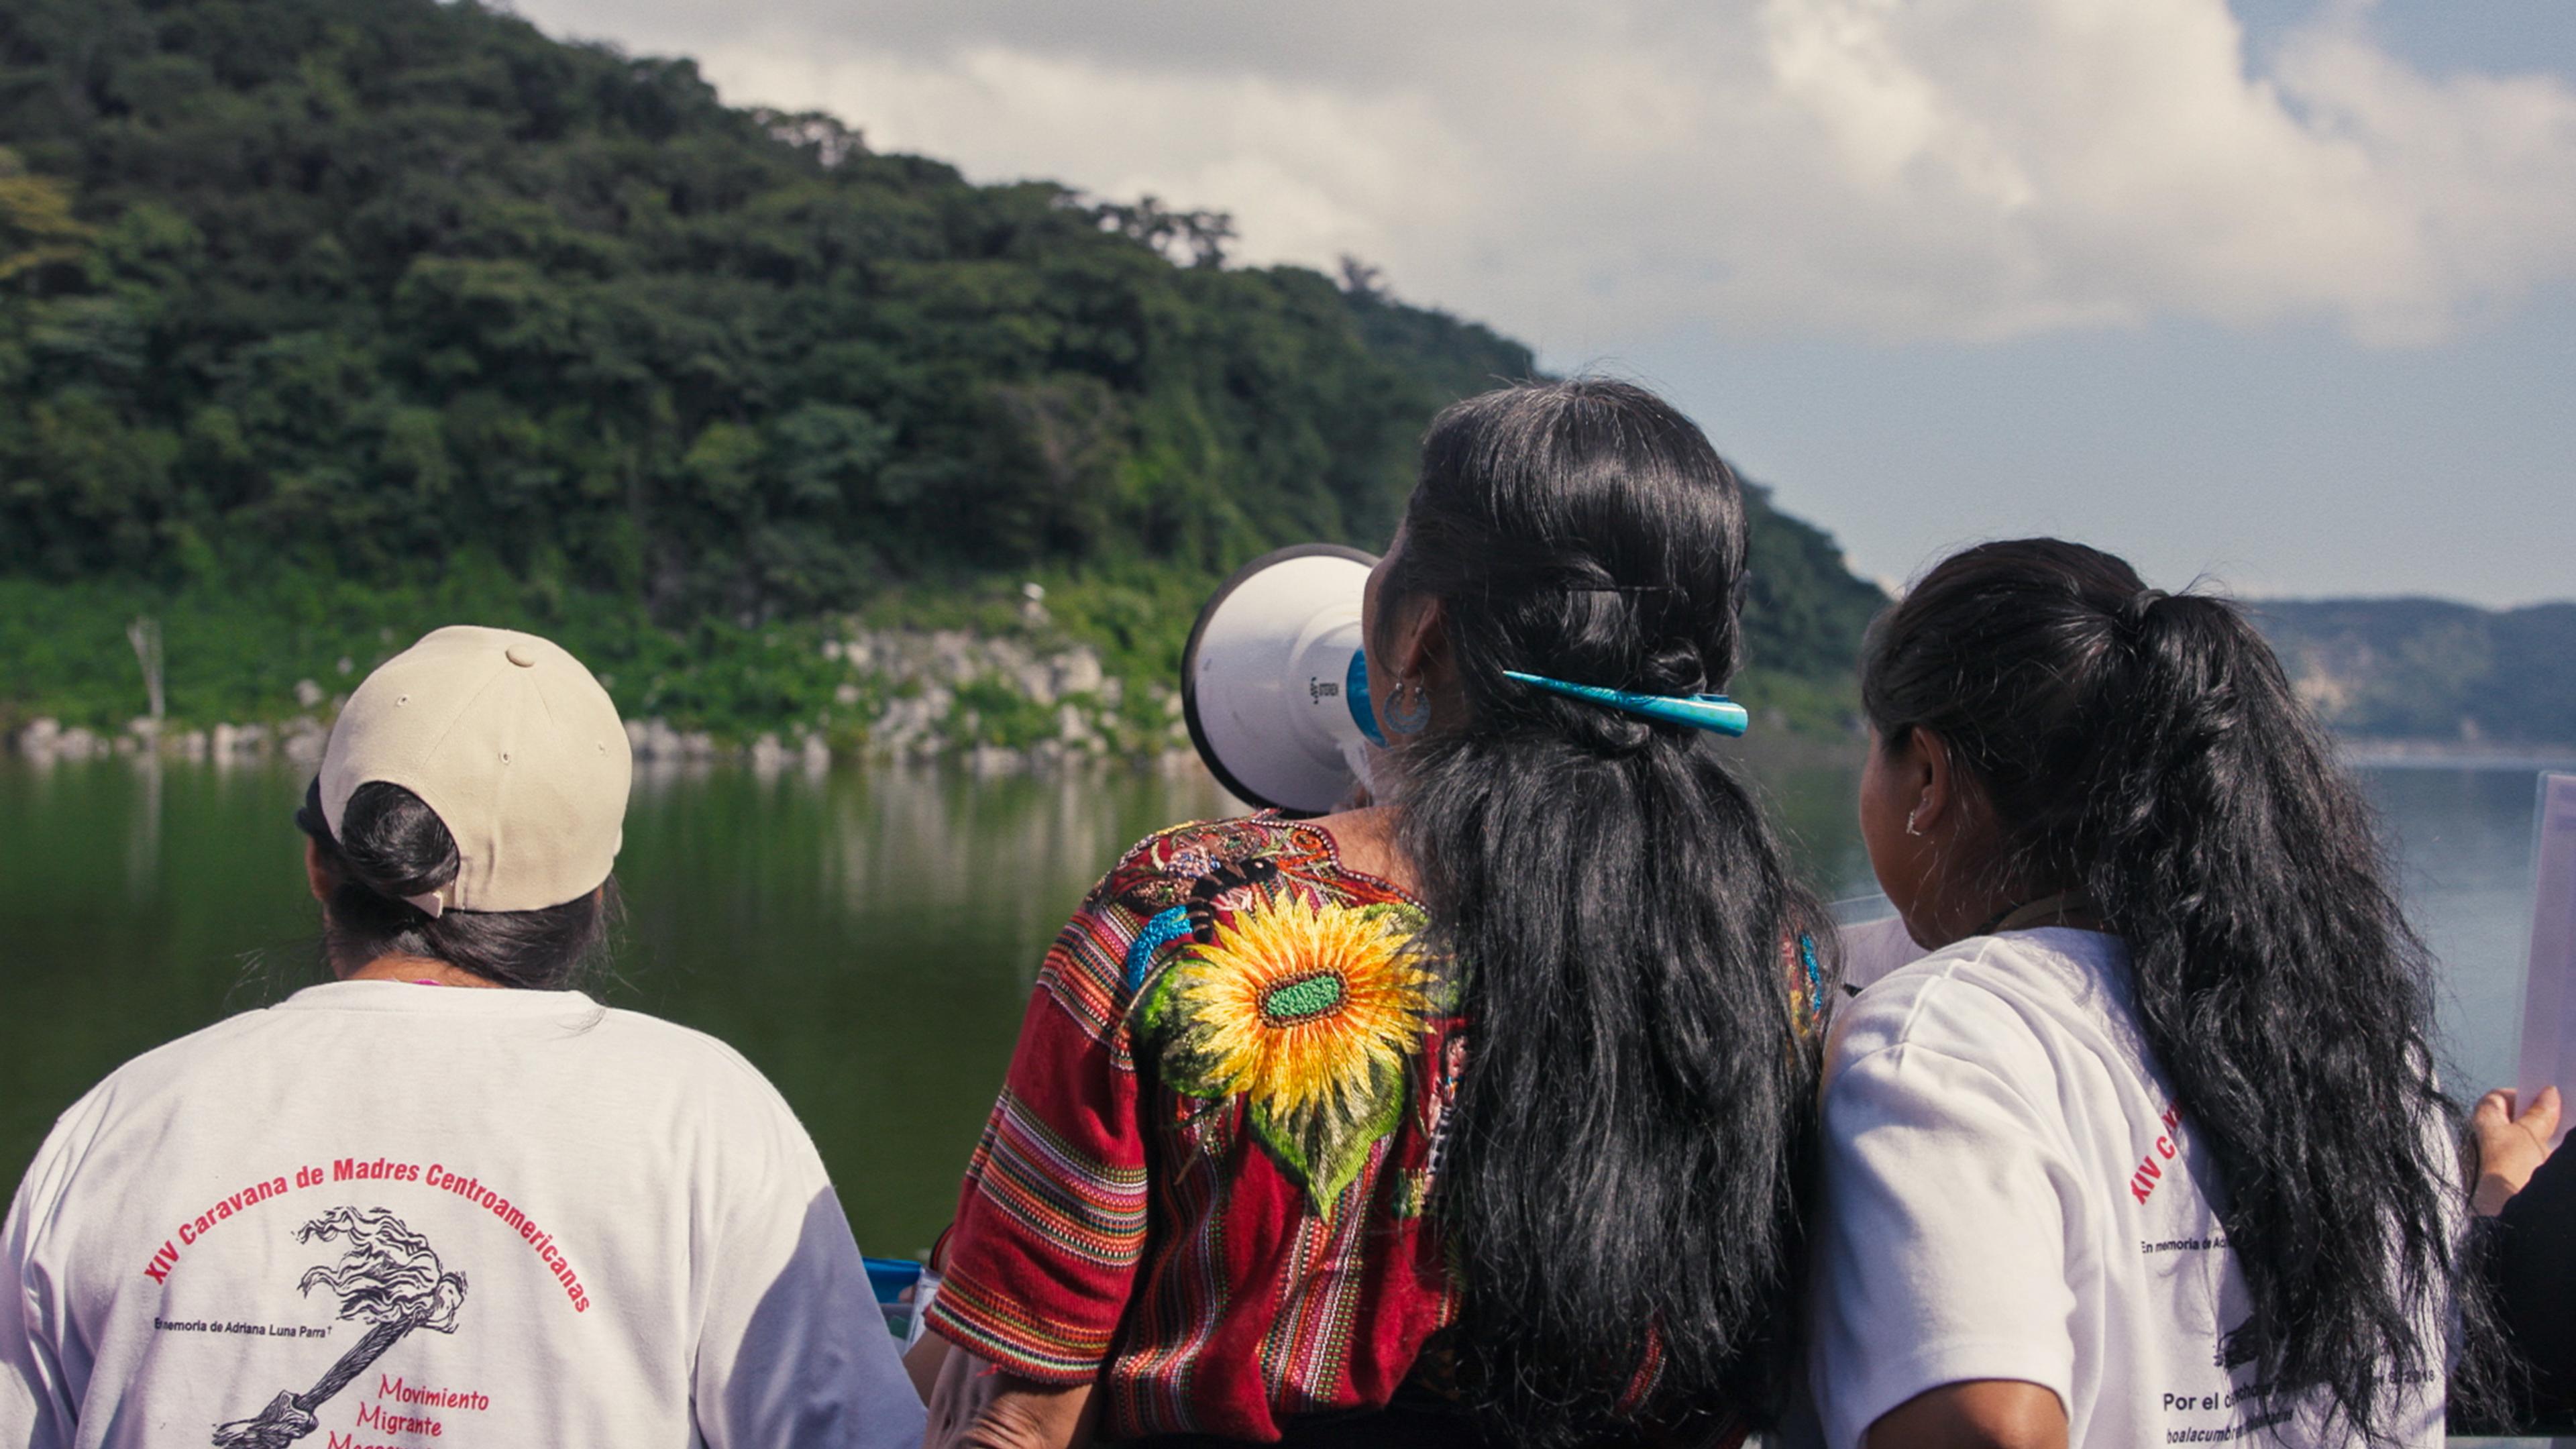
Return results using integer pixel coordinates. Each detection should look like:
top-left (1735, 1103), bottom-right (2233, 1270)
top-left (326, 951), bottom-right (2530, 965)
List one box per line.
top-left (2471, 1085), bottom-right (2562, 1216)
top-left (920, 1346), bottom-right (1095, 1449)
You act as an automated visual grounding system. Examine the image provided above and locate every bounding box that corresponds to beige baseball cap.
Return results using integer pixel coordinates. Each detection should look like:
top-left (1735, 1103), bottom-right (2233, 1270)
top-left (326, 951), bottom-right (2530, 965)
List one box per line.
top-left (319, 626), bottom-right (632, 916)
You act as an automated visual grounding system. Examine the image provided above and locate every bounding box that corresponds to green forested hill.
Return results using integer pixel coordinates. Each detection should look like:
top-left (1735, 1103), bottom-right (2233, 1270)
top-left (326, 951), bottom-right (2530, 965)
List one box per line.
top-left (2254, 598), bottom-right (2576, 748)
top-left (0, 0), bottom-right (1885, 741)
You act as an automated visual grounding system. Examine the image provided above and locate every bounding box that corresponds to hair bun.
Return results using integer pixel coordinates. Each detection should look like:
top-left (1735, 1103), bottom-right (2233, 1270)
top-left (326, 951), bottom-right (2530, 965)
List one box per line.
top-left (1634, 639), bottom-right (1711, 697)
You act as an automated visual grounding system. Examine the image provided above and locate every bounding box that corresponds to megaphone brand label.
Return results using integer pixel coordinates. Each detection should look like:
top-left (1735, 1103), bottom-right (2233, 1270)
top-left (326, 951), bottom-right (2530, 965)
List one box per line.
top-left (1307, 678), bottom-right (1339, 701)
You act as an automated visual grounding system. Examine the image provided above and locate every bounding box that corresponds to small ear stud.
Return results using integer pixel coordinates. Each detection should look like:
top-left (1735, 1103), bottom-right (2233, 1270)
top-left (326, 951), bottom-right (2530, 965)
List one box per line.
top-left (1905, 806), bottom-right (1925, 838)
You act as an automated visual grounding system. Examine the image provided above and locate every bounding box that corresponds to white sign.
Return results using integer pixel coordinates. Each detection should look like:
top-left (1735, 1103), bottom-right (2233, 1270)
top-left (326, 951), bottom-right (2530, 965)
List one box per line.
top-left (2514, 772), bottom-right (2576, 1147)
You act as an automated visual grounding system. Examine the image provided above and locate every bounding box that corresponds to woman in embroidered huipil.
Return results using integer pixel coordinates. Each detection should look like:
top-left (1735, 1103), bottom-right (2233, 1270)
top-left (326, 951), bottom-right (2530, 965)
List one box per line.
top-left (916, 381), bottom-right (1833, 1449)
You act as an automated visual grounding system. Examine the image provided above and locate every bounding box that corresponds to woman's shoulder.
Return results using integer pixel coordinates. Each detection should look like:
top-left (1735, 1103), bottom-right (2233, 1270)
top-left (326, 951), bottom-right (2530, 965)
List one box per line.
top-left (1831, 930), bottom-right (2131, 1084)
top-left (44, 1002), bottom-right (319, 1132)
top-left (584, 1004), bottom-right (763, 1067)
top-left (1092, 814), bottom-right (1393, 916)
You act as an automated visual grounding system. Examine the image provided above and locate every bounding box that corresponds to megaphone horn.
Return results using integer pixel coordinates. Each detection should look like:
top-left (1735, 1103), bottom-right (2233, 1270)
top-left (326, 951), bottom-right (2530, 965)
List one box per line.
top-left (1181, 545), bottom-right (1381, 816)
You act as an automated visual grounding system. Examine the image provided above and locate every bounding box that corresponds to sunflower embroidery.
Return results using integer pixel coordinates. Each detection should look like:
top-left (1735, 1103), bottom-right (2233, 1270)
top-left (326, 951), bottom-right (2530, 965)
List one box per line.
top-left (1143, 892), bottom-right (1436, 1216)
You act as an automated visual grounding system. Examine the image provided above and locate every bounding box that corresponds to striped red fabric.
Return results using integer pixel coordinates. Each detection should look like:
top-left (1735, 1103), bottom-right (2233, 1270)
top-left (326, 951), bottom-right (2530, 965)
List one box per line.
top-left (926, 816), bottom-right (1464, 1440)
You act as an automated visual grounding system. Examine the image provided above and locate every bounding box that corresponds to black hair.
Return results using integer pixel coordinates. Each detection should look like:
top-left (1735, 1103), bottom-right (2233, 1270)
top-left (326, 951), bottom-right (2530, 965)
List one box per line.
top-left (296, 777), bottom-right (616, 991)
top-left (1859, 538), bottom-right (2477, 1440)
top-left (1381, 380), bottom-right (1832, 1444)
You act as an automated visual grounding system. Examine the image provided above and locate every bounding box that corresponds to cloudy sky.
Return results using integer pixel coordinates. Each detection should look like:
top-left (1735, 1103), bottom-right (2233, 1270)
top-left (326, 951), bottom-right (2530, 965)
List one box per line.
top-left (508, 0), bottom-right (2575, 606)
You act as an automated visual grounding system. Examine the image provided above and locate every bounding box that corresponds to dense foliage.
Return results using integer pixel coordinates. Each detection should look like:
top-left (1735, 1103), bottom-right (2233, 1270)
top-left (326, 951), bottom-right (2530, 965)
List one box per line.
top-left (0, 0), bottom-right (1885, 736)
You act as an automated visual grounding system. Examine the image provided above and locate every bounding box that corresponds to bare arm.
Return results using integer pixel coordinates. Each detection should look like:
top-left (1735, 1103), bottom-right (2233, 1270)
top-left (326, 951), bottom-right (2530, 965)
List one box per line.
top-left (902, 1332), bottom-right (949, 1407)
top-left (1866, 1381), bottom-right (2068, 1449)
top-left (918, 1345), bottom-right (1095, 1449)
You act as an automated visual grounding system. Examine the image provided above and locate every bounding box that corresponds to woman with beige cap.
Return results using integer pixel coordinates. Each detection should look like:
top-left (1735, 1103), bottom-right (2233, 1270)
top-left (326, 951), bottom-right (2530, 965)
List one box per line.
top-left (0, 626), bottom-right (924, 1448)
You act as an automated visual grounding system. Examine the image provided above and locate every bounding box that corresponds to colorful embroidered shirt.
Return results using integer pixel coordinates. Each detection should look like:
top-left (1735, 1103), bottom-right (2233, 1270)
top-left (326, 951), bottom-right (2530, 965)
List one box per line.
top-left (926, 816), bottom-right (1465, 1440)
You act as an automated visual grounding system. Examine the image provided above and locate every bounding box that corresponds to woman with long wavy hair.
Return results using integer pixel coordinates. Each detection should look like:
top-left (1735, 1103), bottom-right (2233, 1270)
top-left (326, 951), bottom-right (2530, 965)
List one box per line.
top-left (1811, 539), bottom-right (2478, 1449)
top-left (910, 379), bottom-right (1832, 1448)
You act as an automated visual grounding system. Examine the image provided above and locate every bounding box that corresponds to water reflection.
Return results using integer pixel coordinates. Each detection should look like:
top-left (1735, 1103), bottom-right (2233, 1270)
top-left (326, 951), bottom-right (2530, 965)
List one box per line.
top-left (2361, 767), bottom-right (2557, 1096)
top-left (0, 754), bottom-right (2553, 1261)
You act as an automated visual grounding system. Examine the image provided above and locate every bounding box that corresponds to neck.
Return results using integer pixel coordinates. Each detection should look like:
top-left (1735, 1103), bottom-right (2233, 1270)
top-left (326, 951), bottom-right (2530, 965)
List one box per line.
top-left (339, 954), bottom-right (502, 988)
top-left (1909, 871), bottom-right (2102, 951)
top-left (1311, 804), bottom-right (1419, 895)
top-left (1978, 890), bottom-right (2101, 935)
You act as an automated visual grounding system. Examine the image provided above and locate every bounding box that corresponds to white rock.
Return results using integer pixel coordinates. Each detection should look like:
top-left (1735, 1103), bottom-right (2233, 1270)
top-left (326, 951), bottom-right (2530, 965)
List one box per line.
top-left (281, 718), bottom-right (327, 766)
top-left (833, 682), bottom-right (862, 706)
top-left (16, 718), bottom-right (60, 754)
top-left (212, 722), bottom-right (270, 759)
top-left (294, 679), bottom-right (325, 710)
top-left (1016, 661), bottom-right (1057, 706)
top-left (928, 631), bottom-right (975, 683)
top-left (1053, 650), bottom-right (1105, 697)
top-left (967, 745), bottom-right (1024, 776)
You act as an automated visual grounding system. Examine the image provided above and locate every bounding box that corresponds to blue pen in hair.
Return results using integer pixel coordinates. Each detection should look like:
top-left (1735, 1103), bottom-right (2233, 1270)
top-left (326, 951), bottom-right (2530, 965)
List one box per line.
top-left (1501, 670), bottom-right (1750, 737)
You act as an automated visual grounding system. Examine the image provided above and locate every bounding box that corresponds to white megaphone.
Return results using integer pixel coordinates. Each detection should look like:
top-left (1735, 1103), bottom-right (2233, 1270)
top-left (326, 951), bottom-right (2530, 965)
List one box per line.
top-left (1182, 544), bottom-right (1758, 814)
top-left (1181, 545), bottom-right (1383, 816)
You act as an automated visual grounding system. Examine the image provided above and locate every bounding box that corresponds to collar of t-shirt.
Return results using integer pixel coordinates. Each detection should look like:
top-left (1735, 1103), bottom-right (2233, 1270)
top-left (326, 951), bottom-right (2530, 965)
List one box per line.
top-left (276, 980), bottom-right (602, 1017)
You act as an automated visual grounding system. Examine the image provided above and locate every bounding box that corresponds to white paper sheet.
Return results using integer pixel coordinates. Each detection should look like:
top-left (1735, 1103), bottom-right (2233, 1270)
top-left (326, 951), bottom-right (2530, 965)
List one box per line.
top-left (2513, 772), bottom-right (2576, 1147)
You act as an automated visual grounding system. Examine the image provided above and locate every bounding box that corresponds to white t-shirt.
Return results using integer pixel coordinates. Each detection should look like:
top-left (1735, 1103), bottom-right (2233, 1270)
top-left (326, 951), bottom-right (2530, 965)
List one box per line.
top-left (0, 981), bottom-right (924, 1448)
top-left (1809, 929), bottom-right (2445, 1449)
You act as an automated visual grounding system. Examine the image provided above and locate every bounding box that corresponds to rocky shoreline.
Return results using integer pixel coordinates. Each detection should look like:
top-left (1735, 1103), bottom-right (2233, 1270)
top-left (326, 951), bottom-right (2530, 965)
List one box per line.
top-left (5, 625), bottom-right (1199, 773)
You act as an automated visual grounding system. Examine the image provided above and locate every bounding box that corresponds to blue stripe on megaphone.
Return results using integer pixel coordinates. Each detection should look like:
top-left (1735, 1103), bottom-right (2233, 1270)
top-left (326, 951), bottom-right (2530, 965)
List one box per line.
top-left (1348, 649), bottom-right (1383, 746)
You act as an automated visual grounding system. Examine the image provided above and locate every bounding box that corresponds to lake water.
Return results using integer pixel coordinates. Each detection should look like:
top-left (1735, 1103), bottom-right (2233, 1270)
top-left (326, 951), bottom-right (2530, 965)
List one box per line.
top-left (0, 753), bottom-right (2563, 1263)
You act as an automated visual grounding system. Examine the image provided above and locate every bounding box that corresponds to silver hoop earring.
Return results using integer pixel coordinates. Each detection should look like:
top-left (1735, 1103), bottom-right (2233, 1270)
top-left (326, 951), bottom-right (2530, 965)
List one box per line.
top-left (1385, 678), bottom-right (1432, 735)
top-left (1905, 806), bottom-right (1925, 838)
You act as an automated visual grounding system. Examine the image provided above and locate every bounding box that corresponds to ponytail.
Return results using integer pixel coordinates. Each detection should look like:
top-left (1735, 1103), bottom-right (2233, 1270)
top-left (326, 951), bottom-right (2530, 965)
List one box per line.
top-left (1862, 540), bottom-right (2475, 1441)
top-left (1385, 382), bottom-right (1831, 1444)
top-left (297, 779), bottom-right (616, 990)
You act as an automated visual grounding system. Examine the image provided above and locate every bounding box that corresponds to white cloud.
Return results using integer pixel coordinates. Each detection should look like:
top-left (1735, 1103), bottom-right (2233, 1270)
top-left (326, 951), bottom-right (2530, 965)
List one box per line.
top-left (515, 0), bottom-right (2576, 348)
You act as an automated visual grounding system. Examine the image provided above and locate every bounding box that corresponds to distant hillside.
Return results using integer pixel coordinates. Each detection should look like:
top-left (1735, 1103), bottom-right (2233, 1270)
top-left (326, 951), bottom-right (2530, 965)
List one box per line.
top-left (2255, 598), bottom-right (2576, 747)
top-left (0, 0), bottom-right (1883, 743)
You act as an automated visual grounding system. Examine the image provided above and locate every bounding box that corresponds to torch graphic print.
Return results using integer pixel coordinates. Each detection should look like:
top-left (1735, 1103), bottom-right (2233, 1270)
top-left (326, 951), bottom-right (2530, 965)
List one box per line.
top-left (211, 1207), bottom-right (468, 1448)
